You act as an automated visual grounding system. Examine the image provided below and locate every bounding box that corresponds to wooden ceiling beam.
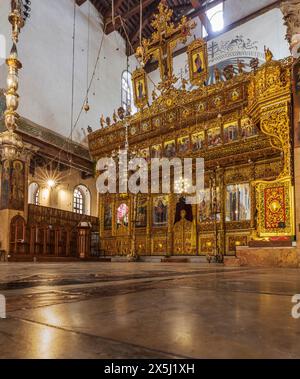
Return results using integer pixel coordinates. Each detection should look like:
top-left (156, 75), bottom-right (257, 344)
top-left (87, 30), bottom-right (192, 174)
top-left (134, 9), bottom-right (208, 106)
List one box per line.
top-left (123, 0), bottom-right (157, 19)
top-left (75, 0), bottom-right (87, 6)
top-left (129, 6), bottom-right (157, 50)
top-left (188, 0), bottom-right (224, 20)
top-left (191, 0), bottom-right (213, 35)
top-left (145, 0), bottom-right (280, 70)
top-left (104, 0), bottom-right (157, 35)
top-left (103, 0), bottom-right (123, 19)
top-left (200, 13), bottom-right (214, 35)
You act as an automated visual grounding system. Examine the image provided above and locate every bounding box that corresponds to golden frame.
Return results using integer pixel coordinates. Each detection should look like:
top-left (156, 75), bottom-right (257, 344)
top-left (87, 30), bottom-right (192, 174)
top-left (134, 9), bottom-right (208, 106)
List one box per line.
top-left (223, 121), bottom-right (239, 144)
top-left (187, 39), bottom-right (208, 86)
top-left (253, 177), bottom-right (295, 237)
top-left (132, 68), bottom-right (148, 109)
top-left (89, 2), bottom-right (295, 256)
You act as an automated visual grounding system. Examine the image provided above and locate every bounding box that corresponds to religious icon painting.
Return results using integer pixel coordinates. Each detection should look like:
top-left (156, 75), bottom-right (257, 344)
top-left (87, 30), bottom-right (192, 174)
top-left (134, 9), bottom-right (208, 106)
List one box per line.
top-left (151, 144), bottom-right (162, 158)
top-left (153, 195), bottom-right (168, 226)
top-left (225, 184), bottom-right (250, 222)
top-left (141, 120), bottom-right (151, 132)
top-left (132, 68), bottom-right (148, 109)
top-left (292, 59), bottom-right (300, 147)
top-left (136, 196), bottom-right (147, 228)
top-left (164, 140), bottom-right (176, 158)
top-left (207, 127), bottom-right (222, 147)
top-left (104, 203), bottom-right (112, 230)
top-left (223, 121), bottom-right (239, 143)
top-left (12, 160), bottom-right (25, 210)
top-left (177, 135), bottom-right (190, 154)
top-left (191, 131), bottom-right (205, 151)
top-left (198, 189), bottom-right (211, 222)
top-left (117, 203), bottom-right (129, 228)
top-left (0, 160), bottom-right (11, 210)
top-left (139, 147), bottom-right (150, 162)
top-left (187, 39), bottom-right (208, 86)
top-left (153, 116), bottom-right (162, 128)
top-left (241, 118), bottom-right (257, 139)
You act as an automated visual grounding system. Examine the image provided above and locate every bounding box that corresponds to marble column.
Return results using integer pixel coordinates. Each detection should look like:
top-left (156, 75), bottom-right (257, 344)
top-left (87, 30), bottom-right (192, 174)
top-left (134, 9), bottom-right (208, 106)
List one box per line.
top-left (281, 1), bottom-right (300, 259)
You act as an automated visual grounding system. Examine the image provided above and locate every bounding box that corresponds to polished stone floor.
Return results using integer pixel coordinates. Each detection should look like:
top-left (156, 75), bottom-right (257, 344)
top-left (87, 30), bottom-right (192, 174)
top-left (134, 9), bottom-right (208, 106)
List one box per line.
top-left (0, 262), bottom-right (300, 359)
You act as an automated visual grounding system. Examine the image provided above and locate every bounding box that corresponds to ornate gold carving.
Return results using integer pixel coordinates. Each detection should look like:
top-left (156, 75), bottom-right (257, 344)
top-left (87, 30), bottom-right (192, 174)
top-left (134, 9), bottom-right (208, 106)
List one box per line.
top-left (248, 56), bottom-right (294, 238)
top-left (136, 1), bottom-right (195, 92)
top-left (227, 235), bottom-right (248, 254)
top-left (247, 58), bottom-right (292, 178)
top-left (132, 68), bottom-right (148, 110)
top-left (173, 211), bottom-right (196, 255)
top-left (89, 1), bottom-right (295, 254)
top-left (260, 102), bottom-right (291, 178)
top-left (253, 177), bottom-right (295, 237)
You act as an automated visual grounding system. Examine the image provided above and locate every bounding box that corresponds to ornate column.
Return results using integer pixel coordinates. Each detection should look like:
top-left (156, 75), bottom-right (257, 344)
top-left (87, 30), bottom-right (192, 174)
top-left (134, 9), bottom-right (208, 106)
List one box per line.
top-left (0, 1), bottom-right (27, 255)
top-left (146, 195), bottom-right (152, 255)
top-left (167, 194), bottom-right (176, 256)
top-left (130, 194), bottom-right (137, 259)
top-left (191, 203), bottom-right (198, 255)
top-left (216, 167), bottom-right (225, 256)
top-left (281, 1), bottom-right (300, 58)
top-left (247, 52), bottom-right (294, 240)
top-left (281, 1), bottom-right (300, 257)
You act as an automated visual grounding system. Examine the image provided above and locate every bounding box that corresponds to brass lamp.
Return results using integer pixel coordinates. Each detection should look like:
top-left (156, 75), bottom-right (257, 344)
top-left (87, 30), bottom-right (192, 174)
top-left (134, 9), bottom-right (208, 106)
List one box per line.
top-left (4, 44), bottom-right (22, 132)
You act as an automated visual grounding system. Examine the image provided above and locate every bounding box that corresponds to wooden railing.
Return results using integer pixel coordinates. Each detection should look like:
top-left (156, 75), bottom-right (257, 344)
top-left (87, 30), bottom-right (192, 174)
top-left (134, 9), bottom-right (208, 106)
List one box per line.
top-left (9, 205), bottom-right (99, 258)
top-left (27, 204), bottom-right (99, 231)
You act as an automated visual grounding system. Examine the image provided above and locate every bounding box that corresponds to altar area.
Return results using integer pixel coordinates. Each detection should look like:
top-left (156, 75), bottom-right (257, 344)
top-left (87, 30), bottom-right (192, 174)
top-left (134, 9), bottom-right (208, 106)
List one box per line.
top-left (88, 2), bottom-right (296, 263)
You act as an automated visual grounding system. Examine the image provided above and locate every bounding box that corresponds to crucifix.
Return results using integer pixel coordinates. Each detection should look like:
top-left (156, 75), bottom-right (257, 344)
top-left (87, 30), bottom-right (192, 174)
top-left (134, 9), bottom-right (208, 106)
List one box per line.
top-left (136, 2), bottom-right (195, 90)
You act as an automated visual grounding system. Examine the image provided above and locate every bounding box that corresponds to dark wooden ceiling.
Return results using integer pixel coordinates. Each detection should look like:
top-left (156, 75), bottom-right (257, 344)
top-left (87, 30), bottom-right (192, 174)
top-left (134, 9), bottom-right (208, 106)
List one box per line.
top-left (76, 0), bottom-right (222, 54)
top-left (75, 0), bottom-right (279, 56)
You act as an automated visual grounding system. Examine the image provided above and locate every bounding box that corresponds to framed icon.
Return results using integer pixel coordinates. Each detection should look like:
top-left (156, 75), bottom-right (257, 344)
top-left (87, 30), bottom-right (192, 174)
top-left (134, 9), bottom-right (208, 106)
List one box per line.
top-left (187, 39), bottom-right (208, 86)
top-left (191, 131), bottom-right (205, 151)
top-left (132, 68), bottom-right (148, 109)
top-left (224, 121), bottom-right (239, 143)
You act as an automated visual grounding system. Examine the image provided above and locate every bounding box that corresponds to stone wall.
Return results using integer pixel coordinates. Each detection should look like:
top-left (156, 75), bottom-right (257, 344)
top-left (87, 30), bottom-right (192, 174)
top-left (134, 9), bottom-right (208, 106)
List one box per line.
top-left (0, 0), bottom-right (128, 145)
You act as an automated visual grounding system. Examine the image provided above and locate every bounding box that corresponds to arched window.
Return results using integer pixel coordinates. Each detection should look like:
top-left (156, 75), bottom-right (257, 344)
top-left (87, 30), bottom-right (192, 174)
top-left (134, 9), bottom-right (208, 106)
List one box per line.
top-left (121, 70), bottom-right (134, 114)
top-left (73, 185), bottom-right (91, 215)
top-left (202, 2), bottom-right (224, 36)
top-left (35, 188), bottom-right (40, 205)
top-left (28, 182), bottom-right (40, 205)
top-left (73, 188), bottom-right (84, 214)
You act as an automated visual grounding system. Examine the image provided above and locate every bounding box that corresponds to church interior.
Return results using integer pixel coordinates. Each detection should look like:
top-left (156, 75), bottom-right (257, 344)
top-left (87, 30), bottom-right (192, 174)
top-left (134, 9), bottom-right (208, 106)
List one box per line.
top-left (0, 0), bottom-right (300, 360)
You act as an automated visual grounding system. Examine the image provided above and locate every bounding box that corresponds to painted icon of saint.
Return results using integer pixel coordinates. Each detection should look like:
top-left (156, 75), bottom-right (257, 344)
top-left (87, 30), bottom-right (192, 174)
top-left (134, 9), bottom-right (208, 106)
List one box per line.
top-left (194, 53), bottom-right (203, 74)
top-left (138, 81), bottom-right (144, 100)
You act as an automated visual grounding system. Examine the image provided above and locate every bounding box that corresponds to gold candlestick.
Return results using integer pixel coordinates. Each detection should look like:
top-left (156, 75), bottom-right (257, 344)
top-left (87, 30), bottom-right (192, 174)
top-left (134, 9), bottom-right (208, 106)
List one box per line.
top-left (4, 1), bottom-right (26, 133)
